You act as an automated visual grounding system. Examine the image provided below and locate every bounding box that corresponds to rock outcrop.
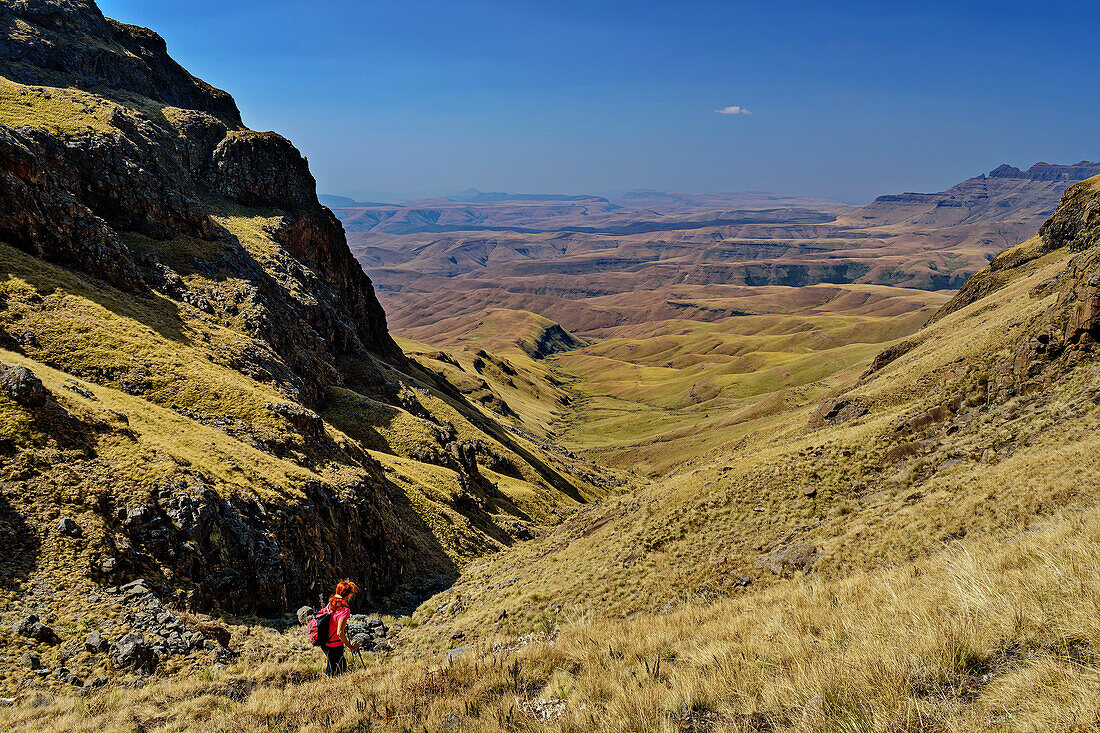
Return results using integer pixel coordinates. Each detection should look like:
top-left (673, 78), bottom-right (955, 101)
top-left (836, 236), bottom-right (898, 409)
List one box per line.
top-left (0, 0), bottom-right (241, 124)
top-left (0, 363), bottom-right (48, 407)
top-left (933, 176), bottom-right (1100, 325)
top-left (915, 175), bottom-right (1100, 403)
top-left (0, 0), bottom-right (603, 626)
top-left (0, 0), bottom-right (400, 409)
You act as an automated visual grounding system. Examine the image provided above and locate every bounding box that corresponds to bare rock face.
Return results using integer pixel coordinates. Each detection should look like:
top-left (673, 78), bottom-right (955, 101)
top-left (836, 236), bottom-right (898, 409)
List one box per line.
top-left (998, 178), bottom-right (1100, 352)
top-left (12, 614), bottom-right (60, 644)
top-left (863, 340), bottom-right (917, 377)
top-left (913, 175), bottom-right (1100, 410)
top-left (0, 127), bottom-right (145, 289)
top-left (934, 177), bottom-right (1100, 326)
top-left (209, 131), bottom-right (317, 210)
top-left (0, 0), bottom-right (422, 615)
top-left (132, 478), bottom-right (409, 613)
top-left (1040, 177), bottom-right (1100, 256)
top-left (109, 632), bottom-right (157, 672)
top-left (0, 0), bottom-right (590, 620)
top-left (990, 161), bottom-right (1100, 183)
top-left (809, 397), bottom-right (867, 428)
top-left (84, 630), bottom-right (108, 654)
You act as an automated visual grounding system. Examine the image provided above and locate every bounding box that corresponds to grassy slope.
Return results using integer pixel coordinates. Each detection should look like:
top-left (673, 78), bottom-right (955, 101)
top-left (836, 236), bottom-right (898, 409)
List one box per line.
top-left (7, 505), bottom-right (1099, 731)
top-left (5, 232), bottom-right (1090, 731)
top-left (1, 24), bottom-right (1097, 727)
top-left (4, 174), bottom-right (1099, 733)
top-left (402, 284), bottom-right (949, 477)
top-left (0, 226), bottom-right (608, 548)
top-left (0, 186), bottom-right (613, 693)
top-left (394, 310), bottom-right (584, 440)
top-left (396, 238), bottom-right (1089, 639)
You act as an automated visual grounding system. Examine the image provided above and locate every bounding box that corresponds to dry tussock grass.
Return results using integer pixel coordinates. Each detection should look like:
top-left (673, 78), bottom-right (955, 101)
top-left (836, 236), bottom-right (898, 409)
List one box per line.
top-left (5, 505), bottom-right (1100, 732)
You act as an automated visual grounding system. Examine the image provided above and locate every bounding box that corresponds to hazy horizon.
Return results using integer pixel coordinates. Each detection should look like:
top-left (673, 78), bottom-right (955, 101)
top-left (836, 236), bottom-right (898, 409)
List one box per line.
top-left (317, 161), bottom-right (1096, 207)
top-left (97, 0), bottom-right (1100, 203)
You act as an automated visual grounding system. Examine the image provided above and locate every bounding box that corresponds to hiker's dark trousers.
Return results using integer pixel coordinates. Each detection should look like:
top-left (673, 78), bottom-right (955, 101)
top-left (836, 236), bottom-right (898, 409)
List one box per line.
top-left (323, 645), bottom-right (346, 676)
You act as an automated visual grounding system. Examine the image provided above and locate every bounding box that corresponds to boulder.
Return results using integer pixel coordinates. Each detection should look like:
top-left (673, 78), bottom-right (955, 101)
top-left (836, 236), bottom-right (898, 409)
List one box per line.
top-left (12, 615), bottom-right (60, 644)
top-left (755, 544), bottom-right (821, 577)
top-left (862, 340), bottom-right (917, 377)
top-left (443, 645), bottom-right (473, 665)
top-left (21, 651), bottom-right (40, 670)
top-left (810, 397), bottom-right (867, 428)
top-left (57, 516), bottom-right (82, 538)
top-left (0, 364), bottom-right (48, 408)
top-left (53, 667), bottom-right (82, 686)
top-left (123, 507), bottom-right (154, 528)
top-left (85, 630), bottom-right (109, 654)
top-left (109, 632), bottom-right (157, 672)
top-left (267, 403), bottom-right (326, 443)
top-left (120, 579), bottom-right (152, 597)
top-left (190, 620), bottom-right (231, 648)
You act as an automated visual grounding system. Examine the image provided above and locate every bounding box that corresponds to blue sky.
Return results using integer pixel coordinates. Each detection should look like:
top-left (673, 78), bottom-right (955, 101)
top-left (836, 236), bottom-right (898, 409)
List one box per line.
top-left (98, 0), bottom-right (1100, 203)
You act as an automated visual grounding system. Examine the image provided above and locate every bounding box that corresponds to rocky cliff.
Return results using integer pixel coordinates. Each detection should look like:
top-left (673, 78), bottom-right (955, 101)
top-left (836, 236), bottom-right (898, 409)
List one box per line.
top-left (850, 162), bottom-right (1100, 229)
top-left (0, 0), bottom-right (609, 653)
top-left (988, 160), bottom-right (1100, 182)
top-left (0, 0), bottom-right (400, 402)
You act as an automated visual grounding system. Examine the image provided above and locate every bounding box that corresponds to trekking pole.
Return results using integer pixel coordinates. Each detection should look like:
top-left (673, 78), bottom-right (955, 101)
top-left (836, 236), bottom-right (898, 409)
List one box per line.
top-left (355, 647), bottom-right (367, 670)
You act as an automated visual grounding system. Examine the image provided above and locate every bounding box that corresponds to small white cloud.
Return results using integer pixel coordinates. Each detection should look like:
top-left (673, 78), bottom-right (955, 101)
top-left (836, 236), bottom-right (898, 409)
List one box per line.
top-left (715, 105), bottom-right (751, 115)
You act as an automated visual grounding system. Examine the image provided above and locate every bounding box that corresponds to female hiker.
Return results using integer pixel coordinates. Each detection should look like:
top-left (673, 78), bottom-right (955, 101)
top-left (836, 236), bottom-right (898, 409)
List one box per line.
top-left (322, 579), bottom-right (360, 676)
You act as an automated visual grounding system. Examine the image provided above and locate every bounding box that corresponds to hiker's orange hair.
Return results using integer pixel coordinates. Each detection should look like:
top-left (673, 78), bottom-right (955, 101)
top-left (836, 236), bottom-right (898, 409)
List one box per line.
top-left (328, 579), bottom-right (360, 611)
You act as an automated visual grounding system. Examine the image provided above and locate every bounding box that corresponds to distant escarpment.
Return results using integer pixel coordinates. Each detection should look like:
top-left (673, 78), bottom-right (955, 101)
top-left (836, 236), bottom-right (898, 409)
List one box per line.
top-left (933, 175), bottom-right (1100, 326)
top-left (0, 0), bottom-right (607, 632)
top-left (341, 162), bottom-right (1097, 342)
top-left (988, 160), bottom-right (1100, 182)
top-left (851, 161), bottom-right (1100, 228)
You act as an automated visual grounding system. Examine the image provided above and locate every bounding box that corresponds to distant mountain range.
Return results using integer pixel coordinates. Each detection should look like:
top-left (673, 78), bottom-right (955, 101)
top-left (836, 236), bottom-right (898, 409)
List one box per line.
top-left (988, 160), bottom-right (1100, 181)
top-left (850, 161), bottom-right (1100, 228)
top-left (330, 161), bottom-right (1098, 339)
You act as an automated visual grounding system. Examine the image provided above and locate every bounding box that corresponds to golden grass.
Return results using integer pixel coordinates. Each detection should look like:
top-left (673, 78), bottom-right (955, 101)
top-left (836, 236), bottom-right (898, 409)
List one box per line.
top-left (0, 219), bottom-right (611, 661)
top-left (381, 244), bottom-right (1099, 644)
top-left (0, 76), bottom-right (117, 133)
top-left (5, 504), bottom-right (1100, 732)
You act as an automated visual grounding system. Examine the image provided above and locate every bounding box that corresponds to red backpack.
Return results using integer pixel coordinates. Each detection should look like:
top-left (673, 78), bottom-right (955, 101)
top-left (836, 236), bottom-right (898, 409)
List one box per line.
top-left (308, 607), bottom-right (332, 646)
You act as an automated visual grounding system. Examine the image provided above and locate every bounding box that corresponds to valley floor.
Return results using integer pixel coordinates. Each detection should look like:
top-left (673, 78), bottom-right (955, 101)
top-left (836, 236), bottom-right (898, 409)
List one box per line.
top-left (8, 199), bottom-right (1100, 731)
